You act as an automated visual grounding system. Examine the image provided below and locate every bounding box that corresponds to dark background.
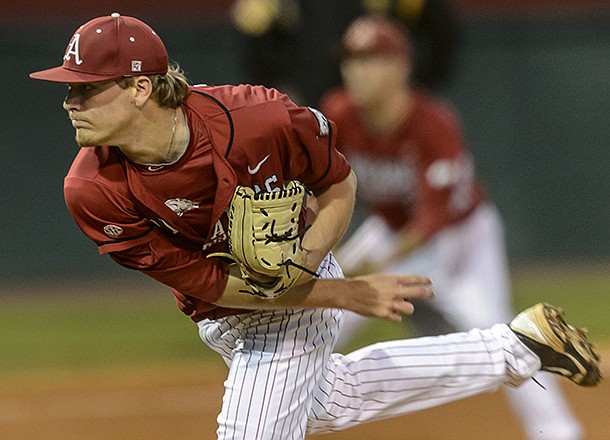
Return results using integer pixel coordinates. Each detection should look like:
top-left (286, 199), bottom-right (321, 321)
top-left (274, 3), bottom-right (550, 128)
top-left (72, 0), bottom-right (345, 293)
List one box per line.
top-left (1, 1), bottom-right (609, 280)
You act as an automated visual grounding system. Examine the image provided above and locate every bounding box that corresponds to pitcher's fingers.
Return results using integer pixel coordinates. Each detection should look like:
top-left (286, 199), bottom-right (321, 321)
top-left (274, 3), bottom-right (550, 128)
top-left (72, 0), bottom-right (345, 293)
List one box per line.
top-left (394, 300), bottom-right (415, 316)
top-left (397, 275), bottom-right (432, 285)
top-left (386, 308), bottom-right (408, 322)
top-left (400, 284), bottom-right (435, 300)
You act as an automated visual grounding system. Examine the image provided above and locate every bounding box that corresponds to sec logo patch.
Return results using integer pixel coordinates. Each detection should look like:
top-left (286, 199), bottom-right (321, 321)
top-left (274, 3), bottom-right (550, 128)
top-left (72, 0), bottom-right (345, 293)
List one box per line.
top-left (103, 224), bottom-right (124, 237)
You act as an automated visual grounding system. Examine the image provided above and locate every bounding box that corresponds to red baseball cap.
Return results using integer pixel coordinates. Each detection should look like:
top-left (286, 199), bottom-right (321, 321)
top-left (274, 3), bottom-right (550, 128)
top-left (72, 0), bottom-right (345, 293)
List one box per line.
top-left (341, 16), bottom-right (411, 59)
top-left (29, 13), bottom-right (168, 83)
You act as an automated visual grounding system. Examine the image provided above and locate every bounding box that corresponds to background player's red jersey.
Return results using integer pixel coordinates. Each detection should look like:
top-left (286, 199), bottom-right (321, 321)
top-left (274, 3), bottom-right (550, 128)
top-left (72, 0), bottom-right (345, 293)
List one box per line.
top-left (320, 88), bottom-right (485, 242)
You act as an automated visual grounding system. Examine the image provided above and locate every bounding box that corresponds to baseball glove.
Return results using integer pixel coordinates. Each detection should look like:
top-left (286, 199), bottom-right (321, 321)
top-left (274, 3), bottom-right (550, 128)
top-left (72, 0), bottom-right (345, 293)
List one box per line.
top-left (209, 181), bottom-right (317, 299)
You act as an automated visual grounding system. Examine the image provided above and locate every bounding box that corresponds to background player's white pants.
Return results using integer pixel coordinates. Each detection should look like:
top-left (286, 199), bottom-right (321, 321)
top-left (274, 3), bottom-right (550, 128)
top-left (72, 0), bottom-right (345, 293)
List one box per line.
top-left (197, 253), bottom-right (541, 440)
top-left (334, 204), bottom-right (583, 440)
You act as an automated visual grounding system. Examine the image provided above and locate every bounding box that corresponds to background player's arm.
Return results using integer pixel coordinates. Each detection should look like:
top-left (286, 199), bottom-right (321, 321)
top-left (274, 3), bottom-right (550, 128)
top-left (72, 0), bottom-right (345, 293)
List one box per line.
top-left (379, 228), bottom-right (424, 268)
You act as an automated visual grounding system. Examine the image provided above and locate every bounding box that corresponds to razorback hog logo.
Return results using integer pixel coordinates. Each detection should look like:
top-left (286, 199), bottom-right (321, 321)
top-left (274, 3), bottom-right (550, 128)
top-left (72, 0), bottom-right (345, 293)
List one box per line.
top-left (164, 198), bottom-right (200, 217)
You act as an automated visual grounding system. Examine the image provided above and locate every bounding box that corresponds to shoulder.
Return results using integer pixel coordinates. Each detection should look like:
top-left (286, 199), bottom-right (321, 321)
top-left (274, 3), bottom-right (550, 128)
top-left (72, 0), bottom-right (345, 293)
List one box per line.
top-left (64, 147), bottom-right (130, 207)
top-left (66, 146), bottom-right (123, 184)
top-left (186, 84), bottom-right (294, 134)
top-left (188, 84), bottom-right (293, 111)
top-left (319, 88), bottom-right (355, 120)
top-left (64, 148), bottom-right (155, 252)
top-left (412, 90), bottom-right (461, 129)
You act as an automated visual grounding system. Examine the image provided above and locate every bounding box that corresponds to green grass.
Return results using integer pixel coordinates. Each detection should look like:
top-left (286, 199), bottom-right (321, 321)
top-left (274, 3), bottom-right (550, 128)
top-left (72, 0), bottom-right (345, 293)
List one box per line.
top-left (1, 267), bottom-right (608, 375)
top-left (343, 267), bottom-right (610, 350)
top-left (511, 269), bottom-right (610, 339)
top-left (0, 285), bottom-right (213, 374)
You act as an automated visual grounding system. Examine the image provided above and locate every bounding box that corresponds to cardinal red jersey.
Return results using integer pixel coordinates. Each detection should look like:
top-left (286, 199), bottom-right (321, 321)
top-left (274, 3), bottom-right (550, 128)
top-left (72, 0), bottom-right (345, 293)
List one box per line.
top-left (64, 84), bottom-right (351, 321)
top-left (320, 88), bottom-right (484, 241)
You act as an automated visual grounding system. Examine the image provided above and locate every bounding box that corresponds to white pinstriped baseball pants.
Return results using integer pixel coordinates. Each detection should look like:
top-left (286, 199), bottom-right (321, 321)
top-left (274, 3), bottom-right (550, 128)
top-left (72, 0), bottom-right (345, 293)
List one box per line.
top-left (197, 253), bottom-right (541, 440)
top-left (335, 205), bottom-right (583, 440)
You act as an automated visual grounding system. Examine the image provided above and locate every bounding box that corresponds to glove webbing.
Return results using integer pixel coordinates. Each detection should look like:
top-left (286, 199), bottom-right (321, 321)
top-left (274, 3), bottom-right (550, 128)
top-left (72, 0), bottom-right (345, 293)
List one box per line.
top-left (262, 220), bottom-right (319, 279)
top-left (256, 184), bottom-right (319, 279)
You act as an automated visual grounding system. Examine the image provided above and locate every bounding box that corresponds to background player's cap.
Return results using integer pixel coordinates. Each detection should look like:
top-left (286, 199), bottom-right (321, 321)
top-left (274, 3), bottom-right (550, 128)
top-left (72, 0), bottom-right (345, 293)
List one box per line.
top-left (29, 13), bottom-right (168, 83)
top-left (341, 16), bottom-right (411, 59)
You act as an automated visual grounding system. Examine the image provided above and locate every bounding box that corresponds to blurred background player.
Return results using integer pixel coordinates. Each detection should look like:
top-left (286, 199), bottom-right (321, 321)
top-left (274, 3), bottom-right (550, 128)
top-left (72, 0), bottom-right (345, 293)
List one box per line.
top-left (358, 0), bottom-right (459, 92)
top-left (230, 0), bottom-right (458, 105)
top-left (320, 16), bottom-right (585, 440)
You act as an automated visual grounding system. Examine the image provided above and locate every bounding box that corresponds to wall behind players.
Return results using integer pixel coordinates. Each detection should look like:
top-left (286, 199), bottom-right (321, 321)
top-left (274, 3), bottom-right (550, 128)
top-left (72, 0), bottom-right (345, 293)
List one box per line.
top-left (1, 9), bottom-right (608, 279)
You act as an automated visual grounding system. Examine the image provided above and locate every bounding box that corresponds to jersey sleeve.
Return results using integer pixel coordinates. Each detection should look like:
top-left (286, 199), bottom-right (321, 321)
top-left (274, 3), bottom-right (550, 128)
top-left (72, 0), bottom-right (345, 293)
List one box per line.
top-left (65, 173), bottom-right (231, 308)
top-left (108, 234), bottom-right (230, 306)
top-left (64, 175), bottom-right (158, 254)
top-left (282, 100), bottom-right (352, 192)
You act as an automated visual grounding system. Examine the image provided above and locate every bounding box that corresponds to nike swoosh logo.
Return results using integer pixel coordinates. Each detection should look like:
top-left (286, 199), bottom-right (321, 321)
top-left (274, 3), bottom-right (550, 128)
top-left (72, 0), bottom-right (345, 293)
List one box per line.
top-left (247, 154), bottom-right (270, 175)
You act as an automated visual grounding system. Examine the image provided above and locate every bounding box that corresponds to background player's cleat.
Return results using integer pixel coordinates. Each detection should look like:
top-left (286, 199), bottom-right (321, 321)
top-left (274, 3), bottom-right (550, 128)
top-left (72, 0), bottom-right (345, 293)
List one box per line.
top-left (510, 303), bottom-right (602, 387)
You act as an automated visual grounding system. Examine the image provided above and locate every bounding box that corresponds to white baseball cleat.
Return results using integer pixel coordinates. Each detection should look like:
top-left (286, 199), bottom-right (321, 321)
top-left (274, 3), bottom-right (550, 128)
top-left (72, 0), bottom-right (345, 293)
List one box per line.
top-left (510, 303), bottom-right (602, 387)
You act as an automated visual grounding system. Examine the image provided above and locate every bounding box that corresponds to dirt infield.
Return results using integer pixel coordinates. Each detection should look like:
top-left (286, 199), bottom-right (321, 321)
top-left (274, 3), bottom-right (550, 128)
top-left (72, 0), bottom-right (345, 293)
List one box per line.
top-left (0, 354), bottom-right (608, 440)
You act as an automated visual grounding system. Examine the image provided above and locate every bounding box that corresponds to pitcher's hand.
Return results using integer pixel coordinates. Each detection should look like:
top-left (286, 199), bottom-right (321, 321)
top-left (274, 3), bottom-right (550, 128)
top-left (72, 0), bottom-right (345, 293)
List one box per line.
top-left (342, 274), bottom-right (434, 322)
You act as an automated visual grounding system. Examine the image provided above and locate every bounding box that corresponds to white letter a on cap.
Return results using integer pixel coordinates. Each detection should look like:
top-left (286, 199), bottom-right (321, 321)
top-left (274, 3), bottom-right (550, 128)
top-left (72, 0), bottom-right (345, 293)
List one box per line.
top-left (64, 34), bottom-right (83, 65)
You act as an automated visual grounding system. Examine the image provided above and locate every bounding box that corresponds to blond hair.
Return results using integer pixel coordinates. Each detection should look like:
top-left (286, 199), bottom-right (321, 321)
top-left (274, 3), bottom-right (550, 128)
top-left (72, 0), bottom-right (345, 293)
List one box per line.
top-left (117, 63), bottom-right (190, 108)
